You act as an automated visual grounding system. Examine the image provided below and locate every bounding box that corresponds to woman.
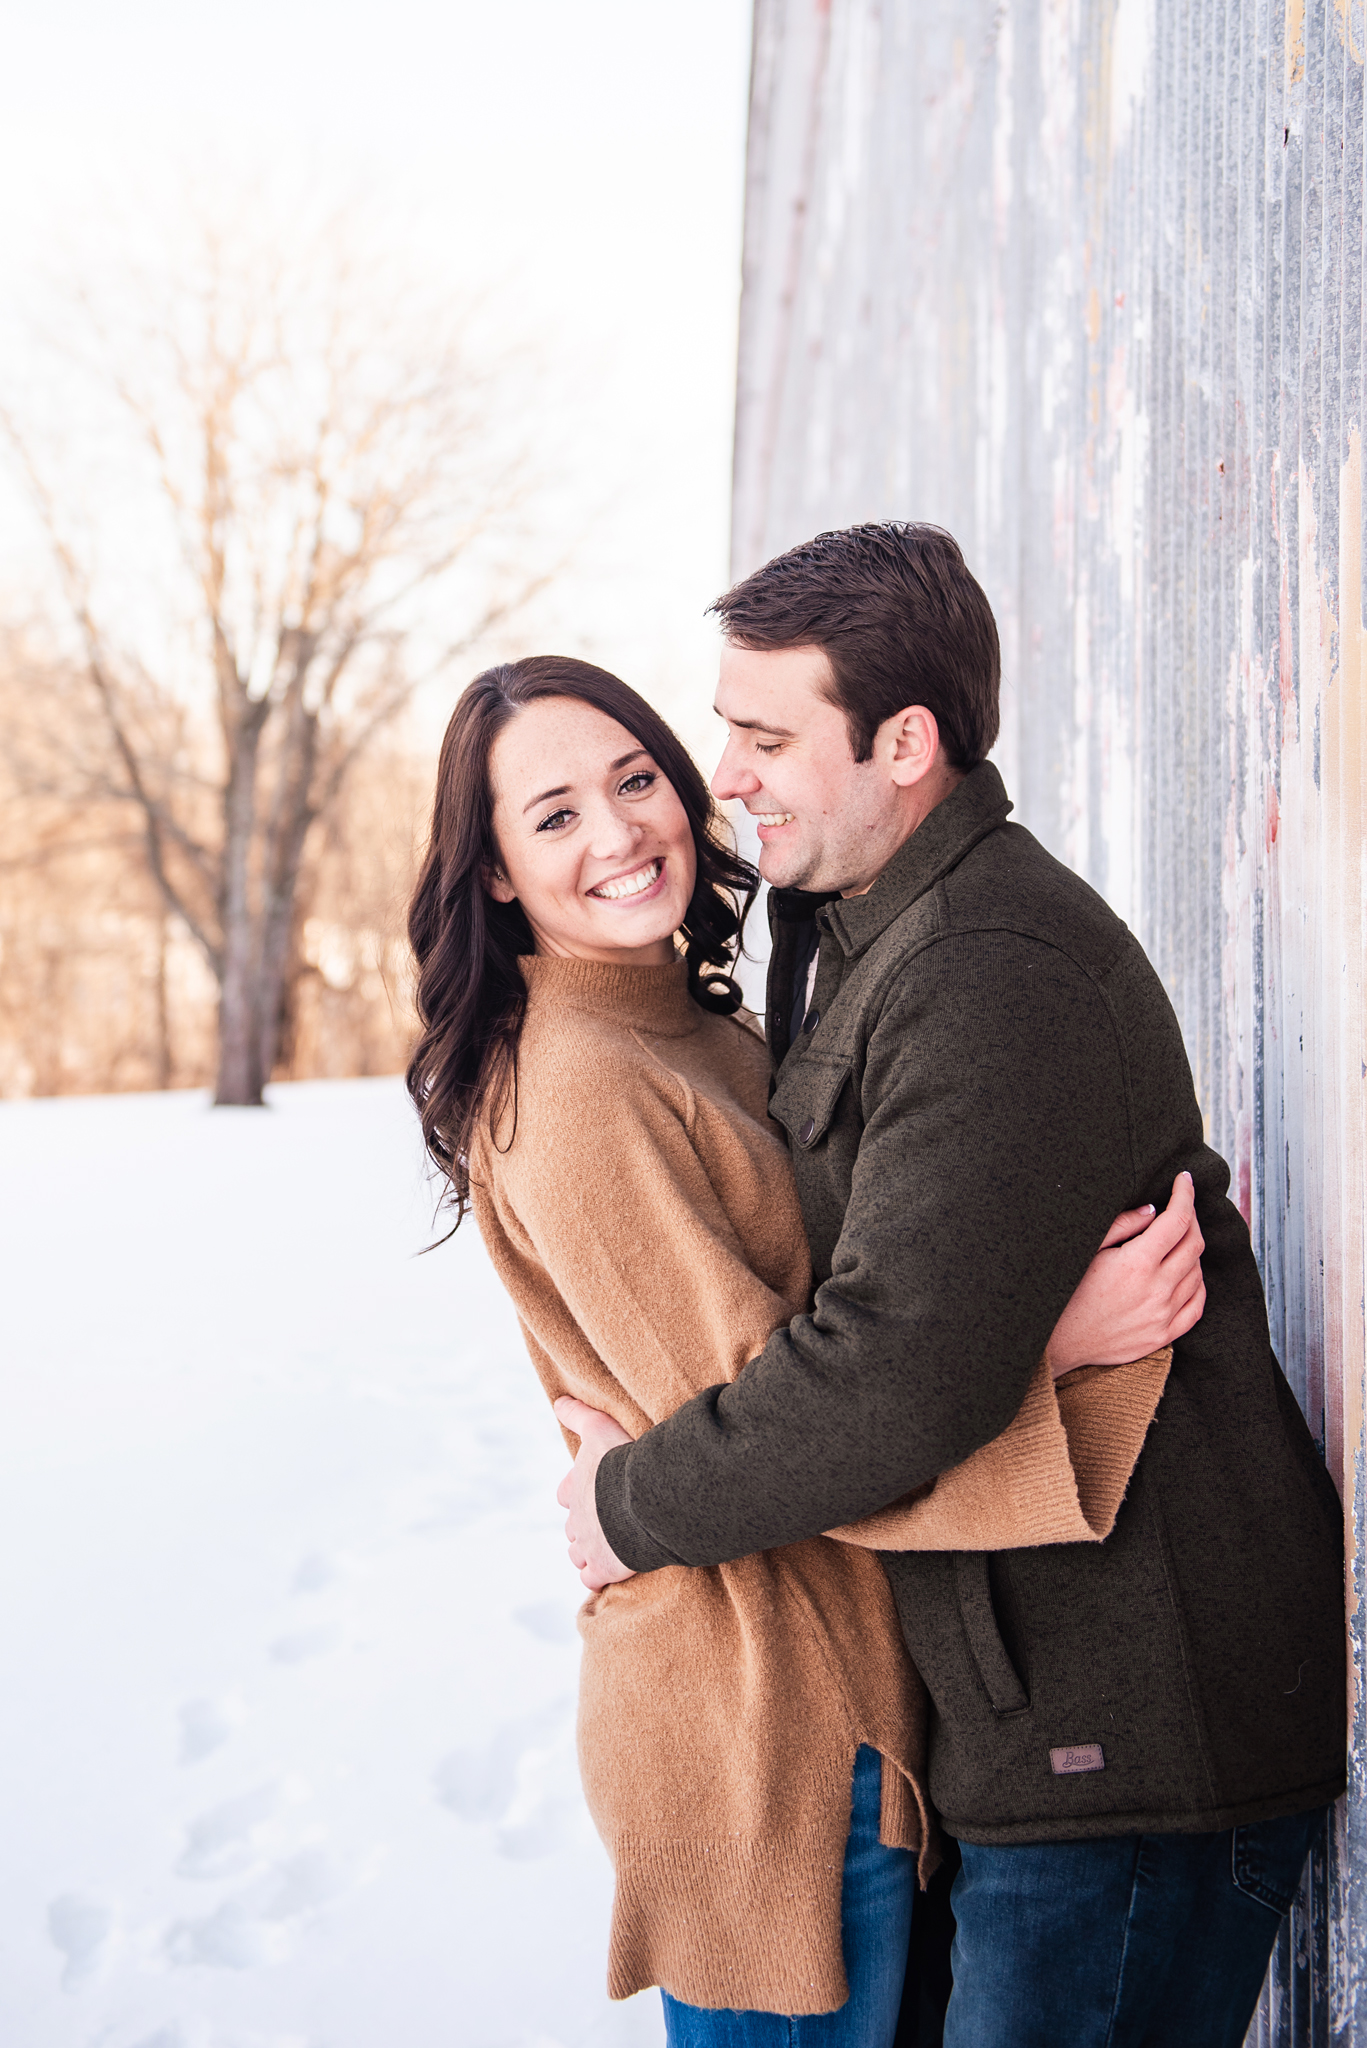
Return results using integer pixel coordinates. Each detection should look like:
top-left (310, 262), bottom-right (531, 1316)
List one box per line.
top-left (406, 657), bottom-right (1198, 2045)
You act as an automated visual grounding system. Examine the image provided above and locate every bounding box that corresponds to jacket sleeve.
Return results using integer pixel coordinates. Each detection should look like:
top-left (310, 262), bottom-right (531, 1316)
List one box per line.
top-left (595, 931), bottom-right (1141, 1571)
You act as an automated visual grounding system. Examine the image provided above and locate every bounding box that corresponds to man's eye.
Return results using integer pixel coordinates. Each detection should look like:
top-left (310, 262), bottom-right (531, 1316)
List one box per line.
top-left (536, 808), bottom-right (574, 832)
top-left (754, 741), bottom-right (782, 756)
top-left (619, 770), bottom-right (656, 795)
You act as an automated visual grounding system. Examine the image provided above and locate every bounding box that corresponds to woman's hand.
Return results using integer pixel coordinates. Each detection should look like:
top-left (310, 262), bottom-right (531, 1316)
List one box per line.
top-left (1048, 1172), bottom-right (1206, 1377)
top-left (553, 1395), bottom-right (638, 1592)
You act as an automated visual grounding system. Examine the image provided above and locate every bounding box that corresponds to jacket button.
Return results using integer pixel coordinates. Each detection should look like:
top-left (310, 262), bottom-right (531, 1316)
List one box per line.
top-left (798, 1116), bottom-right (816, 1145)
top-left (802, 1007), bottom-right (819, 1033)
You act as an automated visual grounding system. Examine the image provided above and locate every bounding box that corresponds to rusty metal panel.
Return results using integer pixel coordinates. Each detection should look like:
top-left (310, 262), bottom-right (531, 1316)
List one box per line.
top-left (732, 1), bottom-right (1367, 2036)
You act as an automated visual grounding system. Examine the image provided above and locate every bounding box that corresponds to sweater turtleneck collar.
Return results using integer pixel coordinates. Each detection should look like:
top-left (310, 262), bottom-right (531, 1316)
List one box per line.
top-left (519, 951), bottom-right (699, 1038)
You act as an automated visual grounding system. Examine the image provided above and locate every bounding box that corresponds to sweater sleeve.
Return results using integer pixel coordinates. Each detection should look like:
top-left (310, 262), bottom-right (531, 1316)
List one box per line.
top-left (595, 932), bottom-right (1144, 1572)
top-left (825, 1349), bottom-right (1171, 1550)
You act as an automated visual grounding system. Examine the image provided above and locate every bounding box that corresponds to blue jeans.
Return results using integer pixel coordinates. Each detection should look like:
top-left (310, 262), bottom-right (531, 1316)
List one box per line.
top-left (943, 1807), bottom-right (1325, 2047)
top-left (660, 1745), bottom-right (916, 2046)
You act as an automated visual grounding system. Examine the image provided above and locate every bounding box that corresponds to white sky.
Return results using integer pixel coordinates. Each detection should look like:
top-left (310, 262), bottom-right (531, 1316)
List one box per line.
top-left (0, 0), bottom-right (753, 764)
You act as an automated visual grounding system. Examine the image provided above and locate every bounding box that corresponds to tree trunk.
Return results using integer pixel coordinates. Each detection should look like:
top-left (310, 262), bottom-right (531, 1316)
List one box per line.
top-left (215, 959), bottom-right (264, 1105)
top-left (213, 709), bottom-right (267, 1105)
top-left (256, 712), bottom-right (320, 1087)
top-left (153, 914), bottom-right (172, 1091)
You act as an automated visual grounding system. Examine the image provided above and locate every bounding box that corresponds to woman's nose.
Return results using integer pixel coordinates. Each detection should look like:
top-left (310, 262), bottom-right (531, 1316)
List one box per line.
top-left (586, 803), bottom-right (642, 858)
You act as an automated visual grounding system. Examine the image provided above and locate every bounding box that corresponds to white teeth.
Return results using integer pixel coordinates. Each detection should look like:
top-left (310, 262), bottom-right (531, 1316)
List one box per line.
top-left (754, 813), bottom-right (796, 826)
top-left (590, 859), bottom-right (661, 901)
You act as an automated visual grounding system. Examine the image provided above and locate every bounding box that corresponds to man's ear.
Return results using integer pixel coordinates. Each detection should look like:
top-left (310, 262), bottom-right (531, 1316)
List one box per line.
top-left (484, 862), bottom-right (517, 905)
top-left (885, 704), bottom-right (941, 788)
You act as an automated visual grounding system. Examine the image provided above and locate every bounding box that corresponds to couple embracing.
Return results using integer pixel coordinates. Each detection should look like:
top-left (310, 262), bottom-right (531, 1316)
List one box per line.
top-left (406, 525), bottom-right (1344, 2046)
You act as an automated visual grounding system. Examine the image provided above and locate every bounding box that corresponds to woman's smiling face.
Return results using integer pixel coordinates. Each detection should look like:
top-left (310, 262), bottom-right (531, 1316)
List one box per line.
top-left (487, 695), bottom-right (697, 967)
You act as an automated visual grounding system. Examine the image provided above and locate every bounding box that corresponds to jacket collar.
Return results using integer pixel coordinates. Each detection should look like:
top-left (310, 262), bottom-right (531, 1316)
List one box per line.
top-left (814, 761), bottom-right (1013, 960)
top-left (767, 884), bottom-right (840, 931)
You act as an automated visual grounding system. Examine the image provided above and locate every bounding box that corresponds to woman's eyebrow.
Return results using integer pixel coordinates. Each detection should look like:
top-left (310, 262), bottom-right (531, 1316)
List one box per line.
top-left (522, 750), bottom-right (649, 815)
top-left (523, 782), bottom-right (571, 814)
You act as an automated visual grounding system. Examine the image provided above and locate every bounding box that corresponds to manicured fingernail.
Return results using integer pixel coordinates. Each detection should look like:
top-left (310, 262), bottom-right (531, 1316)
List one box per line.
top-left (1142, 1204), bottom-right (1155, 1215)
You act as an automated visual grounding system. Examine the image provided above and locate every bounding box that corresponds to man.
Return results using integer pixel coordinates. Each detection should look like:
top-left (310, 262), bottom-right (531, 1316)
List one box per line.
top-left (556, 524), bottom-right (1345, 2044)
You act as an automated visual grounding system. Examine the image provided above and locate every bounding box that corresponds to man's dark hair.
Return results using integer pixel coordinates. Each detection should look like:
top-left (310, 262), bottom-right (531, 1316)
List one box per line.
top-left (710, 521), bottom-right (1001, 767)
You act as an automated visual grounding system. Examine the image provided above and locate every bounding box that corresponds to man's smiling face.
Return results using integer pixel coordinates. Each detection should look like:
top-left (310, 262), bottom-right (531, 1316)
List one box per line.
top-left (711, 641), bottom-right (920, 895)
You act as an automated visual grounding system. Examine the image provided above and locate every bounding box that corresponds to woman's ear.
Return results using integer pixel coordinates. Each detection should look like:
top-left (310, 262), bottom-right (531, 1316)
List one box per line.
top-left (484, 862), bottom-right (517, 905)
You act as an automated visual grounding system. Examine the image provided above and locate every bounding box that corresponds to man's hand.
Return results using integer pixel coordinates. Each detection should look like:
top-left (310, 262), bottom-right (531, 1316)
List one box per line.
top-left (1049, 1171), bottom-right (1206, 1375)
top-left (553, 1396), bottom-right (639, 1592)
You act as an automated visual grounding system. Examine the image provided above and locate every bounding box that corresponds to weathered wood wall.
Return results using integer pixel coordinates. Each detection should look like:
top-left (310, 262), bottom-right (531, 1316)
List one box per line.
top-left (731, 0), bottom-right (1367, 2036)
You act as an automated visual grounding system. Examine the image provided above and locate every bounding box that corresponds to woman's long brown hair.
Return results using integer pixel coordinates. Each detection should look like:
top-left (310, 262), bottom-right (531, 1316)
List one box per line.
top-left (406, 656), bottom-right (760, 1225)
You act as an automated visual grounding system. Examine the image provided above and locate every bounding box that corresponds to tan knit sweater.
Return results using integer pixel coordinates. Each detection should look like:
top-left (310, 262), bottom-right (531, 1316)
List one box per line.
top-left (470, 954), bottom-right (1169, 2013)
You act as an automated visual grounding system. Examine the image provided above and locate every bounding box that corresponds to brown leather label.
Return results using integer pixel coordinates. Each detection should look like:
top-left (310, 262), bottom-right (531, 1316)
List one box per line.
top-left (1050, 1743), bottom-right (1105, 1775)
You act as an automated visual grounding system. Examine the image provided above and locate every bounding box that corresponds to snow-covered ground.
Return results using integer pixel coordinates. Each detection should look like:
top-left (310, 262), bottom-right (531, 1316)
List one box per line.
top-left (0, 1078), bottom-right (664, 2048)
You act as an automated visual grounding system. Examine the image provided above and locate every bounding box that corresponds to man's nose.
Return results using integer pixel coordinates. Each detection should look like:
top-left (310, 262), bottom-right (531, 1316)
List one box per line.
top-left (711, 739), bottom-right (758, 802)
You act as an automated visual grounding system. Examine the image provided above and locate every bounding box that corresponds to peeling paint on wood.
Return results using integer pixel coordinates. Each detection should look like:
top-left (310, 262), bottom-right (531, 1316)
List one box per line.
top-left (733, 2), bottom-right (1367, 2037)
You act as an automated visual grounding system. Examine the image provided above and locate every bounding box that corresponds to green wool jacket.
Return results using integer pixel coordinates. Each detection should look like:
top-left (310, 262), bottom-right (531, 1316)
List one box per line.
top-left (595, 762), bottom-right (1346, 1842)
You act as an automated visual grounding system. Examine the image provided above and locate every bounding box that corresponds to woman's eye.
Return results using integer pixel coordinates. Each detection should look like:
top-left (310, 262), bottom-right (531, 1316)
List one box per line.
top-left (618, 770), bottom-right (656, 795)
top-left (536, 808), bottom-right (574, 833)
top-left (754, 741), bottom-right (782, 756)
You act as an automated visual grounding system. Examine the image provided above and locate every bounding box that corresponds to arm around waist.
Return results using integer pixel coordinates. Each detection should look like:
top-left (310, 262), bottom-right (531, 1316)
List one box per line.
top-left (597, 933), bottom-right (1142, 1569)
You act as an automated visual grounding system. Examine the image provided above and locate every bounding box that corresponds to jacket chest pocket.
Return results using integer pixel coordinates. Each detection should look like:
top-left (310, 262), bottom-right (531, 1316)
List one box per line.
top-left (769, 1056), bottom-right (853, 1152)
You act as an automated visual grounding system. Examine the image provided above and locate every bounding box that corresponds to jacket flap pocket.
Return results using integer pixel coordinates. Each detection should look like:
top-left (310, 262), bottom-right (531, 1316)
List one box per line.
top-left (769, 1057), bottom-right (851, 1150)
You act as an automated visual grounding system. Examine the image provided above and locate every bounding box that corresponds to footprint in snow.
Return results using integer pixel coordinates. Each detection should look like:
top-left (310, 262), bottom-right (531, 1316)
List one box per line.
top-left (168, 1896), bottom-right (280, 1971)
top-left (47, 1891), bottom-right (114, 1990)
top-left (514, 1600), bottom-right (579, 1646)
top-left (165, 1847), bottom-right (348, 1973)
top-left (268, 1624), bottom-right (340, 1665)
top-left (434, 1698), bottom-right (581, 1858)
top-left (178, 1695), bottom-right (243, 1765)
top-left (433, 1700), bottom-right (568, 1823)
top-left (496, 1726), bottom-right (585, 1862)
top-left (177, 1784), bottom-right (282, 1882)
top-left (290, 1548), bottom-right (338, 1594)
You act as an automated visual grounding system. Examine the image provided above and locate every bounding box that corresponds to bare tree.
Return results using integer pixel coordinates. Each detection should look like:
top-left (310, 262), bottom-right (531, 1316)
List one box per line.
top-left (0, 624), bottom-right (433, 1102)
top-left (2, 215), bottom-right (544, 1103)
